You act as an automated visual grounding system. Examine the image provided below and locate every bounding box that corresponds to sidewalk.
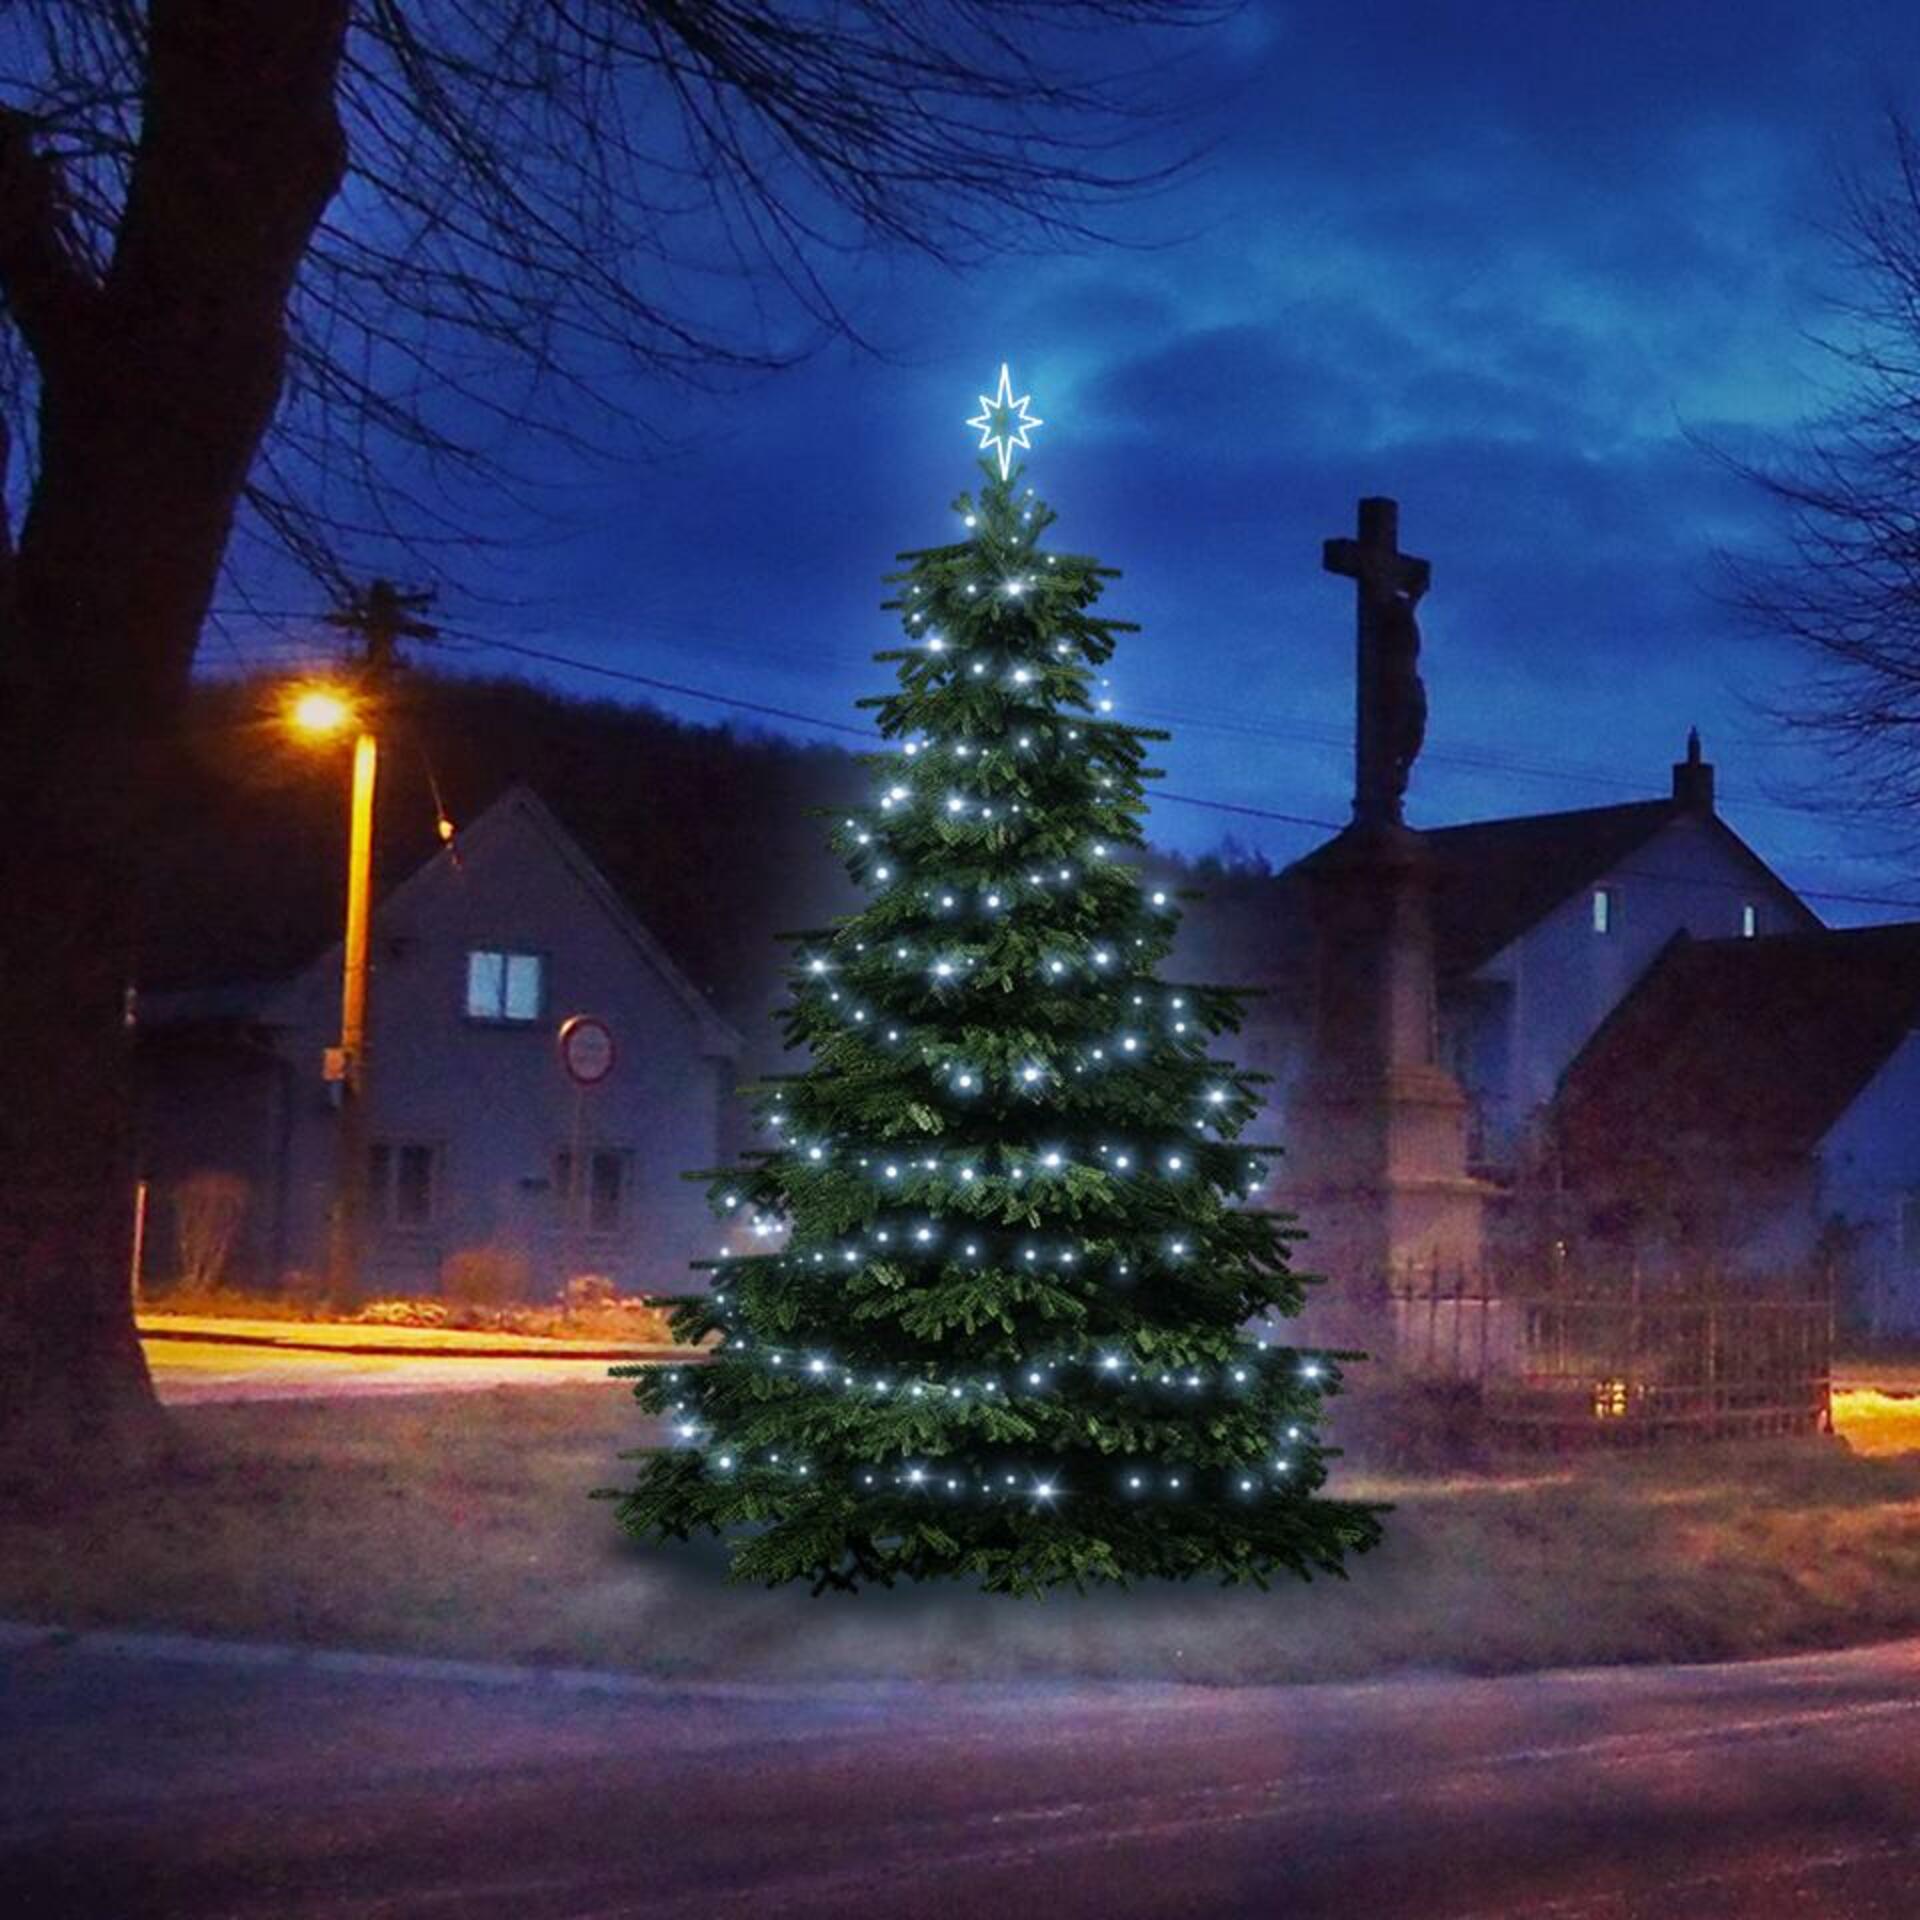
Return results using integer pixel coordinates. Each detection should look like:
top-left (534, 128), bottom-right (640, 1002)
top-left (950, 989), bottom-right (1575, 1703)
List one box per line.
top-left (137, 1312), bottom-right (698, 1362)
top-left (136, 1312), bottom-right (701, 1403)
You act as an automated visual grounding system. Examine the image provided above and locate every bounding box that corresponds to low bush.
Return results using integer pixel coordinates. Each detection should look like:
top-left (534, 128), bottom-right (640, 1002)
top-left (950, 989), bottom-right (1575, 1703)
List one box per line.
top-left (562, 1273), bottom-right (618, 1314)
top-left (357, 1299), bottom-right (452, 1328)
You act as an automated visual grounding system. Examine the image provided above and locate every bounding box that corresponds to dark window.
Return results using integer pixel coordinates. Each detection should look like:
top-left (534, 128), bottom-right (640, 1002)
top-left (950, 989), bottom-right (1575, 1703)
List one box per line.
top-left (1902, 1194), bottom-right (1920, 1272)
top-left (556, 1147), bottom-right (630, 1234)
top-left (466, 949), bottom-right (545, 1023)
top-left (369, 1142), bottom-right (437, 1226)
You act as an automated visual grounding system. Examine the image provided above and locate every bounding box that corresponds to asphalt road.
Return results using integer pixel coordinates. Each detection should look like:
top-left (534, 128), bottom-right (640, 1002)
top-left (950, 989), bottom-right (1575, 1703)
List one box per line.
top-left (4, 1630), bottom-right (1919, 1919)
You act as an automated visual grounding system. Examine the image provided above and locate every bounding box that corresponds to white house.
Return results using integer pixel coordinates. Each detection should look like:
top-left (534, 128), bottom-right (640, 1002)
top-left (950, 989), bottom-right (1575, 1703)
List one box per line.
top-left (1198, 732), bottom-right (1822, 1180)
top-left (138, 785), bottom-right (742, 1299)
top-left (1423, 732), bottom-right (1820, 1169)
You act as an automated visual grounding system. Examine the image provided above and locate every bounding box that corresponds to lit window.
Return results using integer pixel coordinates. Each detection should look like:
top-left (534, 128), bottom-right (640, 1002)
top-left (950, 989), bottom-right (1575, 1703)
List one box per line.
top-left (556, 1147), bottom-right (631, 1234)
top-left (369, 1142), bottom-right (436, 1227)
top-left (466, 949), bottom-right (544, 1022)
top-left (1592, 1377), bottom-right (1630, 1419)
top-left (1591, 887), bottom-right (1618, 935)
top-left (1741, 902), bottom-right (1758, 939)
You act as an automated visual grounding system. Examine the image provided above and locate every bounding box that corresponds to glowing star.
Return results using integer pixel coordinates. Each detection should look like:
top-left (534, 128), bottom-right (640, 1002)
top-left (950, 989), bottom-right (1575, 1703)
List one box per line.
top-left (966, 363), bottom-right (1045, 480)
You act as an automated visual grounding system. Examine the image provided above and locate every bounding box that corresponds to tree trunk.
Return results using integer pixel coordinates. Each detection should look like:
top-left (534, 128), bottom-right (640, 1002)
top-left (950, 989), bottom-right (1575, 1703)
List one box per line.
top-left (0, 755), bottom-right (168, 1472)
top-left (0, 0), bottom-right (348, 1473)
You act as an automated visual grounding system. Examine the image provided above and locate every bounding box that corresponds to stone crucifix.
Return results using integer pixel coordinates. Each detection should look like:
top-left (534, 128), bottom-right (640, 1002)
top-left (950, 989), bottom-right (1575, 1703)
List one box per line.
top-left (1323, 497), bottom-right (1431, 829)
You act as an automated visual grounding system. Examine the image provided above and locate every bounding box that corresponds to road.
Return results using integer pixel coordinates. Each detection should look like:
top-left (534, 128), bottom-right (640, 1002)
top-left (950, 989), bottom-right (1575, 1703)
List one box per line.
top-left (4, 1628), bottom-right (1919, 1918)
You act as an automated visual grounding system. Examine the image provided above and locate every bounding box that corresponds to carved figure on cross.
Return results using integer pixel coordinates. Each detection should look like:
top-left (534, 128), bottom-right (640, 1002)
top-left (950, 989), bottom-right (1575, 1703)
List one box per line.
top-left (1323, 497), bottom-right (1430, 829)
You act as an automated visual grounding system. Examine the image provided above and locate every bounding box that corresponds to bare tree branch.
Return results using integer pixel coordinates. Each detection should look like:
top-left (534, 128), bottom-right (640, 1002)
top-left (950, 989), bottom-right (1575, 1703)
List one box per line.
top-left (0, 0), bottom-right (1224, 605)
top-left (1723, 110), bottom-right (1920, 828)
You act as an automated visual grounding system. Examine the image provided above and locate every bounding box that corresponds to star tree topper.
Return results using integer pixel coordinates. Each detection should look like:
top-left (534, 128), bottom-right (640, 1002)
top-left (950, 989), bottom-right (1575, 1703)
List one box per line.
top-left (967, 362), bottom-right (1044, 479)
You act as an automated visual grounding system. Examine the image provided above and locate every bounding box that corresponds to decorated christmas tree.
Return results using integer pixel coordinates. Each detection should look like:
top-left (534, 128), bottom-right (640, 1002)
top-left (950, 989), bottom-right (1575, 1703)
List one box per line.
top-left (614, 368), bottom-right (1384, 1594)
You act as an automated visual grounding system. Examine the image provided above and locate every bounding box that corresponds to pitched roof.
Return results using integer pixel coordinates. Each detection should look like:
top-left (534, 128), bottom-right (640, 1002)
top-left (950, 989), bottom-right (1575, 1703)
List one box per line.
top-left (1279, 797), bottom-right (1819, 978)
top-left (143, 784), bottom-right (743, 1060)
top-left (1422, 800), bottom-right (1678, 975)
top-left (1556, 921), bottom-right (1920, 1166)
top-left (375, 784), bottom-right (744, 1060)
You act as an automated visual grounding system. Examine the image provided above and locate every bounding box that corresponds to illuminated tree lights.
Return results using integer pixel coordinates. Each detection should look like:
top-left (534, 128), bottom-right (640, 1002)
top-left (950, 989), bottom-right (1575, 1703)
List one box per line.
top-left (612, 418), bottom-right (1383, 1595)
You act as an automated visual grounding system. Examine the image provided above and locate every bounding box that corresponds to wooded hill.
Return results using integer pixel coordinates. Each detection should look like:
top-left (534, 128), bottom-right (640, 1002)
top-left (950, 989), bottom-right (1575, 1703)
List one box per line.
top-left (139, 670), bottom-right (1287, 1068)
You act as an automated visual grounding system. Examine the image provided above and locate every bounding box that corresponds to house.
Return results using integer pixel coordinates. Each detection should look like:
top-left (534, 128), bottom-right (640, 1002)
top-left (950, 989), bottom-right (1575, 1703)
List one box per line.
top-left (1554, 921), bottom-right (1920, 1332)
top-left (1420, 732), bottom-right (1820, 1169)
top-left (137, 785), bottom-right (742, 1300)
top-left (1206, 733), bottom-right (1822, 1181)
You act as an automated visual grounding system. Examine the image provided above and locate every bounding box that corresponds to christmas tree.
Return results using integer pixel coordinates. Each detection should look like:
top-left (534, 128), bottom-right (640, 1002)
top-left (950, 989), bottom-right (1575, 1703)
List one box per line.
top-left (614, 370), bottom-right (1384, 1595)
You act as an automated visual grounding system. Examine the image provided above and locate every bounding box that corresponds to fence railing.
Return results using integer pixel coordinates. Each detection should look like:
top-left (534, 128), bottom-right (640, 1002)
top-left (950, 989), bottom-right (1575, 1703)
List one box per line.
top-left (1384, 1262), bottom-right (1833, 1444)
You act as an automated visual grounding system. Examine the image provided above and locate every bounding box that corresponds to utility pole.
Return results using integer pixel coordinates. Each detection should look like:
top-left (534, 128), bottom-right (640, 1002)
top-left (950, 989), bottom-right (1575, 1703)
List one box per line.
top-left (320, 580), bottom-right (437, 1299)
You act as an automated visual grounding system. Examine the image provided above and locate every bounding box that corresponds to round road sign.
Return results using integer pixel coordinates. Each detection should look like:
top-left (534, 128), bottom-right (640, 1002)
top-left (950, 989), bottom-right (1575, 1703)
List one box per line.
top-left (557, 1014), bottom-right (616, 1087)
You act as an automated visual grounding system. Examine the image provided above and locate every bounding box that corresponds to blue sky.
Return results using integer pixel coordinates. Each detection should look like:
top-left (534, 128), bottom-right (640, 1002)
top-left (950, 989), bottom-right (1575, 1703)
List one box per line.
top-left (249, 1), bottom-right (1920, 922)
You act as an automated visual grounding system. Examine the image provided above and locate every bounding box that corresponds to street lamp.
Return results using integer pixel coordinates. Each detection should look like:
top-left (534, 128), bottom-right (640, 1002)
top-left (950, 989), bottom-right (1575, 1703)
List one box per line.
top-left (289, 687), bottom-right (354, 739)
top-left (286, 682), bottom-right (378, 1296)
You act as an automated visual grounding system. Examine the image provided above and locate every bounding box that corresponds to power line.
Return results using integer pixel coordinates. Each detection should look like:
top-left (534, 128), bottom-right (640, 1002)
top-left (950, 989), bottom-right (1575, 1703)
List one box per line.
top-left (433, 609), bottom-right (1821, 825)
top-left (438, 631), bottom-right (877, 740)
top-left (241, 599), bottom-right (1877, 837)
top-left (443, 629), bottom-right (1345, 820)
top-left (1157, 790), bottom-right (1342, 832)
top-left (425, 627), bottom-right (1920, 915)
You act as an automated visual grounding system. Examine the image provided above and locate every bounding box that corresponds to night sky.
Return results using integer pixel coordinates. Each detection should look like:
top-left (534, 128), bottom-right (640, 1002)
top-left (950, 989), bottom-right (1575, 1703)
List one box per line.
top-left (244, 1), bottom-right (1920, 924)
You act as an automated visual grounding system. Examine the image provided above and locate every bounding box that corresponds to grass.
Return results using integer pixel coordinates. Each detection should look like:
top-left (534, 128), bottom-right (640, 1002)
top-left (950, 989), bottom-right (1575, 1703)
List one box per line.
top-left (3, 1386), bottom-right (1917, 1685)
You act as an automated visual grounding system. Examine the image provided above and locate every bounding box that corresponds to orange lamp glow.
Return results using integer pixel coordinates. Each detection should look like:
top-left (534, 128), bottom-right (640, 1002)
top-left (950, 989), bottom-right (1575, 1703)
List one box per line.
top-left (289, 687), bottom-right (354, 737)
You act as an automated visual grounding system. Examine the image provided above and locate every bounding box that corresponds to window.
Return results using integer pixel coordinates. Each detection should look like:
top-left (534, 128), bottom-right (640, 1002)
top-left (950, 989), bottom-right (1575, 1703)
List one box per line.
top-left (1741, 902), bottom-right (1759, 939)
top-left (1902, 1194), bottom-right (1920, 1272)
top-left (466, 949), bottom-right (544, 1023)
top-left (369, 1142), bottom-right (437, 1227)
top-left (1591, 886), bottom-right (1618, 935)
top-left (555, 1147), bottom-right (631, 1234)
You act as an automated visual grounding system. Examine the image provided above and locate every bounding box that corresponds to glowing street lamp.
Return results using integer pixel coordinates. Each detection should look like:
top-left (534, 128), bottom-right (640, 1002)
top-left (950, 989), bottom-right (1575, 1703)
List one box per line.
top-left (288, 687), bottom-right (354, 738)
top-left (287, 681), bottom-right (379, 1295)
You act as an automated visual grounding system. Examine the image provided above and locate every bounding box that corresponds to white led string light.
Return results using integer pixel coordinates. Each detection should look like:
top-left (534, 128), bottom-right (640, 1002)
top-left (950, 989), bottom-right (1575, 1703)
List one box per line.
top-left (660, 1372), bottom-right (1324, 1507)
top-left (625, 373), bottom-right (1357, 1559)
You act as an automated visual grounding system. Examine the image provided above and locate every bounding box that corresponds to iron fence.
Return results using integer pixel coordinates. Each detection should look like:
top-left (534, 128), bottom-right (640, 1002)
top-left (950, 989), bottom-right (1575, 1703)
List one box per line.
top-left (1384, 1261), bottom-right (1833, 1444)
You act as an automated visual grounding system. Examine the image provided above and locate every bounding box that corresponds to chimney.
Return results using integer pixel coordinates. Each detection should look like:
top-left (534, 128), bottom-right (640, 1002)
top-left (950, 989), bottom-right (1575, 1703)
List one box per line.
top-left (1671, 726), bottom-right (1715, 813)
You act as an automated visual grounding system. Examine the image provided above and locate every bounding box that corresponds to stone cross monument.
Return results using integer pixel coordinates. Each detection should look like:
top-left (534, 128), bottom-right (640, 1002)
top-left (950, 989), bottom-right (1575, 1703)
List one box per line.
top-left (1323, 497), bottom-right (1431, 829)
top-left (1284, 498), bottom-right (1487, 1363)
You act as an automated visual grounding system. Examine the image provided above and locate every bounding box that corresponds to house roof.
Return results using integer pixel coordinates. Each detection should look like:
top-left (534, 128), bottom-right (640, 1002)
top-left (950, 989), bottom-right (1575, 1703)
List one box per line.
top-left (1424, 800), bottom-right (1679, 975)
top-left (1556, 921), bottom-right (1920, 1166)
top-left (411, 784), bottom-right (743, 1060)
top-left (1279, 794), bottom-right (1819, 979)
top-left (142, 783), bottom-right (743, 1060)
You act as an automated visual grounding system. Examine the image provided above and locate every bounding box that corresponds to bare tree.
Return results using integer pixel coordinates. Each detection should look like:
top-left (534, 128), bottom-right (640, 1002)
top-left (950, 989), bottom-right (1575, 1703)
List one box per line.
top-left (1729, 112), bottom-right (1920, 827)
top-left (0, 0), bottom-right (1226, 1466)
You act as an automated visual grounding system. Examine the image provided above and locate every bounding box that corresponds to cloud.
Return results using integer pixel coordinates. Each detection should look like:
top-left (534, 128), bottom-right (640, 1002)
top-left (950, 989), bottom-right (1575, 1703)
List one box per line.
top-left (318, 0), bottom-right (1920, 898)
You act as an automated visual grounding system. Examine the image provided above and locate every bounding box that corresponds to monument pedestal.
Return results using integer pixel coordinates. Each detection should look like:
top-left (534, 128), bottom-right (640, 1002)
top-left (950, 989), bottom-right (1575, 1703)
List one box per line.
top-left (1280, 822), bottom-right (1490, 1364)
